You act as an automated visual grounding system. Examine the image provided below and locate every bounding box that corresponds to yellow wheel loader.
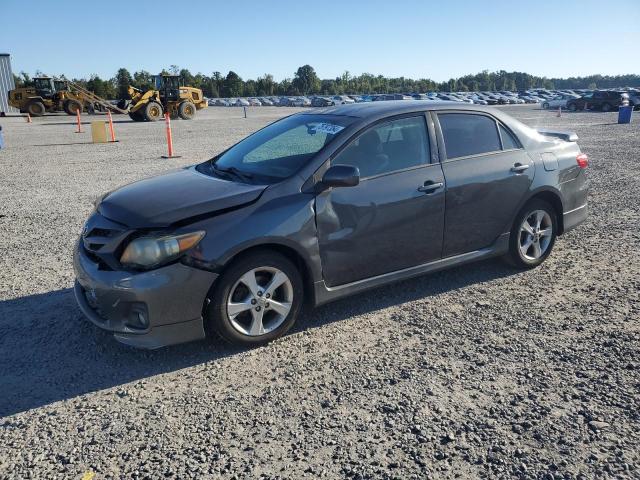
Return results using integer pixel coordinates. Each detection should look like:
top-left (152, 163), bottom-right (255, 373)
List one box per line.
top-left (8, 77), bottom-right (71, 116)
top-left (9, 77), bottom-right (99, 117)
top-left (125, 74), bottom-right (207, 121)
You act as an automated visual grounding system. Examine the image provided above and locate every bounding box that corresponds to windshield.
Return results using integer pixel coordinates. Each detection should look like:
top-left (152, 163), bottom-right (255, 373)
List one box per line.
top-left (200, 114), bottom-right (355, 183)
top-left (34, 78), bottom-right (53, 91)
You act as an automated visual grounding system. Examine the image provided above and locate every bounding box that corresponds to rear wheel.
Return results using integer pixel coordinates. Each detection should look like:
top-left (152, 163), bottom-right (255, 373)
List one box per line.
top-left (26, 100), bottom-right (46, 116)
top-left (504, 199), bottom-right (557, 269)
top-left (143, 101), bottom-right (163, 121)
top-left (178, 101), bottom-right (196, 120)
top-left (205, 251), bottom-right (303, 346)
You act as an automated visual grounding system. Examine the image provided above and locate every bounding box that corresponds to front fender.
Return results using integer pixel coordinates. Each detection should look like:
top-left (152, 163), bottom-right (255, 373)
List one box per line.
top-left (182, 192), bottom-right (323, 283)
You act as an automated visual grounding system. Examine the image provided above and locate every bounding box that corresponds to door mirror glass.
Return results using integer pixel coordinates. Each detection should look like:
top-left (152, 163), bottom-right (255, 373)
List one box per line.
top-left (321, 164), bottom-right (360, 188)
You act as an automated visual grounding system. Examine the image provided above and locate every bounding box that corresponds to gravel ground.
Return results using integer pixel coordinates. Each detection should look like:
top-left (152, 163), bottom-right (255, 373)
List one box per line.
top-left (0, 105), bottom-right (638, 479)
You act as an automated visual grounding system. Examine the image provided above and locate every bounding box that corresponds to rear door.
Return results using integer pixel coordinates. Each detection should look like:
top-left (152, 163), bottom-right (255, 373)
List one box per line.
top-left (433, 111), bottom-right (535, 257)
top-left (316, 114), bottom-right (445, 287)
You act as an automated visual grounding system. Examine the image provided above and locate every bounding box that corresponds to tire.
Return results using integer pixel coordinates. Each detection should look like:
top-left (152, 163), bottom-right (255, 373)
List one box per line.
top-left (63, 99), bottom-right (83, 115)
top-left (205, 250), bottom-right (304, 346)
top-left (128, 110), bottom-right (144, 121)
top-left (503, 199), bottom-right (558, 269)
top-left (26, 100), bottom-right (46, 116)
top-left (178, 101), bottom-right (196, 120)
top-left (568, 103), bottom-right (577, 112)
top-left (143, 101), bottom-right (163, 121)
top-left (542, 102), bottom-right (549, 109)
top-left (601, 103), bottom-right (611, 112)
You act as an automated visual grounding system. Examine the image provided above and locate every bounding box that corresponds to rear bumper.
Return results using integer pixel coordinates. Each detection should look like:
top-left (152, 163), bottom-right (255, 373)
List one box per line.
top-left (563, 204), bottom-right (587, 233)
top-left (73, 243), bottom-right (218, 349)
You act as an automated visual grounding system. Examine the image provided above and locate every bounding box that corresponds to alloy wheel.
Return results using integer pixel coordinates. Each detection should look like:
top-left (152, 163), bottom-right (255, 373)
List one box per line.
top-left (226, 267), bottom-right (293, 336)
top-left (519, 210), bottom-right (553, 261)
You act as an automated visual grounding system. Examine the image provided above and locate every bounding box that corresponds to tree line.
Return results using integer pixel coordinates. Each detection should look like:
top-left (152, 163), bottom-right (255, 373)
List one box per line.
top-left (13, 65), bottom-right (640, 99)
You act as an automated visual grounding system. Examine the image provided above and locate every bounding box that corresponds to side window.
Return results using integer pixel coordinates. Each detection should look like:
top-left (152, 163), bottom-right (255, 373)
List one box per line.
top-left (499, 124), bottom-right (520, 150)
top-left (438, 113), bottom-right (501, 159)
top-left (333, 116), bottom-right (429, 178)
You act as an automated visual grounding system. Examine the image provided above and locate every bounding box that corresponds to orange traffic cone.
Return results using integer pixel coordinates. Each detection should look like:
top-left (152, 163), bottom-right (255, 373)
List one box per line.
top-left (75, 108), bottom-right (83, 133)
top-left (106, 111), bottom-right (117, 142)
top-left (161, 112), bottom-right (180, 158)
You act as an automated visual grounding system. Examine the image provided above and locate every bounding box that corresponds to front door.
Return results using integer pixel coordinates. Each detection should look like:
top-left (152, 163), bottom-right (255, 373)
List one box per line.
top-left (316, 114), bottom-right (445, 287)
top-left (434, 111), bottom-right (535, 257)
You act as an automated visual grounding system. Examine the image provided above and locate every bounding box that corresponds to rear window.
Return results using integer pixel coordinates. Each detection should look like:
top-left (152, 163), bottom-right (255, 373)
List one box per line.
top-left (499, 124), bottom-right (520, 150)
top-left (438, 113), bottom-right (501, 159)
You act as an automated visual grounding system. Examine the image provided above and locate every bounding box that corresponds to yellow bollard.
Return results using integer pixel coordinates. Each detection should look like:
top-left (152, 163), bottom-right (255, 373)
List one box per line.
top-left (91, 121), bottom-right (108, 143)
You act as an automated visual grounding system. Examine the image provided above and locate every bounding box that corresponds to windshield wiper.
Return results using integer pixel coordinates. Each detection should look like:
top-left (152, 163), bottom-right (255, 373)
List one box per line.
top-left (212, 164), bottom-right (254, 183)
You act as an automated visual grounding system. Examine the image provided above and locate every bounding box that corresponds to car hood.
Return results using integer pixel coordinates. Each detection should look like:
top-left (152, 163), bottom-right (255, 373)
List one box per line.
top-left (98, 167), bottom-right (266, 228)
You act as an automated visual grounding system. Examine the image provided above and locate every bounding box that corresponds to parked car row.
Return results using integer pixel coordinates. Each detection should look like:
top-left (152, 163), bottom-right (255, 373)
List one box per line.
top-left (205, 87), bottom-right (640, 111)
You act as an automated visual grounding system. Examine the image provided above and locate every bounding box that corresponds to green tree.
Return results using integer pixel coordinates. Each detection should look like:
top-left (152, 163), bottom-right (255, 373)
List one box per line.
top-left (222, 71), bottom-right (244, 97)
top-left (132, 70), bottom-right (153, 91)
top-left (86, 75), bottom-right (108, 98)
top-left (320, 79), bottom-right (337, 95)
top-left (16, 71), bottom-right (32, 87)
top-left (114, 68), bottom-right (133, 99)
top-left (292, 64), bottom-right (320, 95)
top-left (257, 74), bottom-right (275, 96)
top-left (212, 71), bottom-right (224, 97)
top-left (244, 79), bottom-right (257, 97)
top-left (179, 68), bottom-right (195, 86)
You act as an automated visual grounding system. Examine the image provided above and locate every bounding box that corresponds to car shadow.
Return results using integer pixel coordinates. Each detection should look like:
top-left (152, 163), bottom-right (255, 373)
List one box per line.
top-left (0, 258), bottom-right (516, 417)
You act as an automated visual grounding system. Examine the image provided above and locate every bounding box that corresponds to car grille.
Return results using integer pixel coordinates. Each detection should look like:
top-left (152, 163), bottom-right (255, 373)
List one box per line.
top-left (81, 213), bottom-right (130, 270)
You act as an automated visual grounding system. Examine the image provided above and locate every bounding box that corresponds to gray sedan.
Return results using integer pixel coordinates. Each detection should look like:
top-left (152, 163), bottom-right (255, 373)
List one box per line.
top-left (75, 102), bottom-right (588, 348)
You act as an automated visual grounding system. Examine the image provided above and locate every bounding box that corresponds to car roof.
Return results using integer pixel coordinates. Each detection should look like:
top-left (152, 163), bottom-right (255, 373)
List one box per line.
top-left (305, 100), bottom-right (490, 118)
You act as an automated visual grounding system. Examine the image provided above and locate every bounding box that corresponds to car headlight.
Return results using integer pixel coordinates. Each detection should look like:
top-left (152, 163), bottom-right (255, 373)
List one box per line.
top-left (120, 231), bottom-right (206, 269)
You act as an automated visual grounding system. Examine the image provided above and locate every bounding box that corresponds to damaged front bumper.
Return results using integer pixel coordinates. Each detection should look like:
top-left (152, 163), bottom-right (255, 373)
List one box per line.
top-left (73, 242), bottom-right (218, 349)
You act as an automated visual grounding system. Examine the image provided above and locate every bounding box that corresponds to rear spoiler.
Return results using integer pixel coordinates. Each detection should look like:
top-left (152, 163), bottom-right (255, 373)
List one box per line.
top-left (537, 129), bottom-right (578, 142)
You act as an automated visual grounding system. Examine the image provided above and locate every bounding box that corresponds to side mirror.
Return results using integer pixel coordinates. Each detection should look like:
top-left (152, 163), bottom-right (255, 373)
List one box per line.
top-left (321, 164), bottom-right (360, 189)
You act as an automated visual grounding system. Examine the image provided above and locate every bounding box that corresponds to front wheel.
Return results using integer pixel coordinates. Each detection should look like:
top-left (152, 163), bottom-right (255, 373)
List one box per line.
top-left (144, 101), bottom-right (163, 121)
top-left (542, 102), bottom-right (549, 109)
top-left (504, 200), bottom-right (557, 269)
top-left (206, 251), bottom-right (304, 345)
top-left (63, 99), bottom-right (83, 115)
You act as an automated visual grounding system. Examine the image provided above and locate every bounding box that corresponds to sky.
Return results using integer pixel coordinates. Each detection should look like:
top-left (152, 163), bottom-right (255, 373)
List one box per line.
top-left (1, 0), bottom-right (638, 82)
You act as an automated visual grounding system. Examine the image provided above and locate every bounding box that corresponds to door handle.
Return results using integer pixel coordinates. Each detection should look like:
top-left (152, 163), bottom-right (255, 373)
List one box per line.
top-left (417, 181), bottom-right (444, 193)
top-left (510, 163), bottom-right (530, 173)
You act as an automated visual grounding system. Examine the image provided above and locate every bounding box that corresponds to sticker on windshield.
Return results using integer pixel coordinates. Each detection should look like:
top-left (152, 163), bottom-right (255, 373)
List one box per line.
top-left (311, 123), bottom-right (345, 135)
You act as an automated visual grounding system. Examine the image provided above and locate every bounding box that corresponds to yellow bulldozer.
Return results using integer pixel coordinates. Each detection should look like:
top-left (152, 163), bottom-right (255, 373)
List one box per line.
top-left (8, 76), bottom-right (86, 116)
top-left (124, 74), bottom-right (207, 121)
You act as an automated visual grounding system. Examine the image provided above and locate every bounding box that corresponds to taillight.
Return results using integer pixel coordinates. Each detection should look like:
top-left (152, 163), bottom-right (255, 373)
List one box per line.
top-left (576, 153), bottom-right (588, 169)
